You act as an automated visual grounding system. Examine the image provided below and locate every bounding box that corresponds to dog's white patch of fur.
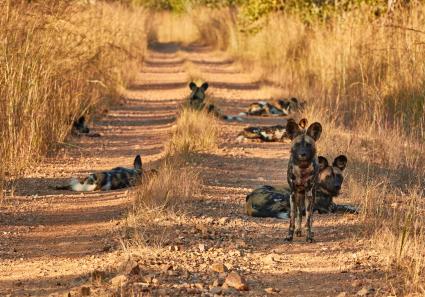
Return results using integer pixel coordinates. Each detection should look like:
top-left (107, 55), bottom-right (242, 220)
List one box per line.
top-left (276, 212), bottom-right (289, 219)
top-left (70, 178), bottom-right (97, 192)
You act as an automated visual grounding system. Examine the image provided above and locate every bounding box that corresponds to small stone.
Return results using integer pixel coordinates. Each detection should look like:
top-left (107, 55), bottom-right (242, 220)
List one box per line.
top-left (218, 217), bottom-right (229, 225)
top-left (264, 287), bottom-right (277, 294)
top-left (211, 263), bottom-right (227, 273)
top-left (110, 275), bottom-right (128, 287)
top-left (120, 259), bottom-right (140, 275)
top-left (80, 287), bottom-right (90, 296)
top-left (199, 243), bottom-right (206, 252)
top-left (357, 287), bottom-right (374, 296)
top-left (210, 287), bottom-right (222, 294)
top-left (224, 272), bottom-right (248, 291)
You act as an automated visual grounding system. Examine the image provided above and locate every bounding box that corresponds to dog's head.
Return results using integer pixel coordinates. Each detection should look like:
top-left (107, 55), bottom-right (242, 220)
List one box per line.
top-left (189, 82), bottom-right (208, 103)
top-left (73, 116), bottom-right (90, 133)
top-left (317, 155), bottom-right (347, 196)
top-left (286, 120), bottom-right (322, 166)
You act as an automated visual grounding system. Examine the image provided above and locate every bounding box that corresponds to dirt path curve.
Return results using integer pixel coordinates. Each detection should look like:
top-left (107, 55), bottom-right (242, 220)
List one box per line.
top-left (0, 43), bottom-right (387, 297)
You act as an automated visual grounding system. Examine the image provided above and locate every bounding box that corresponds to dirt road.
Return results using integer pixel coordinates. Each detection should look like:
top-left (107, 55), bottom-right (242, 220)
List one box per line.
top-left (0, 43), bottom-right (391, 296)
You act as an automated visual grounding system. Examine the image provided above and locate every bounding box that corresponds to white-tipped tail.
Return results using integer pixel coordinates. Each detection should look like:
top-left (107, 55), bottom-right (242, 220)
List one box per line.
top-left (70, 178), bottom-right (97, 192)
top-left (276, 212), bottom-right (290, 219)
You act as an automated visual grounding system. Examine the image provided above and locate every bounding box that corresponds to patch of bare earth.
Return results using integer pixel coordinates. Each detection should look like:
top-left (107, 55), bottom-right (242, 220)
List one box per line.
top-left (0, 43), bottom-right (393, 296)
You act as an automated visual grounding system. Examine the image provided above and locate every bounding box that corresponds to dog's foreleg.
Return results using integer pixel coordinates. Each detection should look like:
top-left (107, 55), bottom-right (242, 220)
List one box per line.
top-left (295, 197), bottom-right (303, 237)
top-left (305, 190), bottom-right (315, 243)
top-left (285, 192), bottom-right (296, 242)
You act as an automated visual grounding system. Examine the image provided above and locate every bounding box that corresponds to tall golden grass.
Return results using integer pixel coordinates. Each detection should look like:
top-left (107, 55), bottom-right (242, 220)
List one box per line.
top-left (224, 7), bottom-right (425, 293)
top-left (0, 1), bottom-right (148, 194)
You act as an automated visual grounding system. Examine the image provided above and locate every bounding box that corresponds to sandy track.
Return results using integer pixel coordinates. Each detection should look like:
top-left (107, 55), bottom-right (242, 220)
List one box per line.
top-left (0, 43), bottom-right (389, 296)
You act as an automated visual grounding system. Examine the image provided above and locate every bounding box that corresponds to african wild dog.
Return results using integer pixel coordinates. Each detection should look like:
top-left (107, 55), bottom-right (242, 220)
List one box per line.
top-left (241, 97), bottom-right (305, 117)
top-left (72, 116), bottom-right (101, 137)
top-left (55, 155), bottom-right (155, 191)
top-left (245, 155), bottom-right (358, 218)
top-left (188, 82), bottom-right (243, 122)
top-left (285, 120), bottom-right (322, 242)
top-left (236, 118), bottom-right (308, 142)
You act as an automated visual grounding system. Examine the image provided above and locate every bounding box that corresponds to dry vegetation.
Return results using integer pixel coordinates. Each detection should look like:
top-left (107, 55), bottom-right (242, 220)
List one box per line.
top-left (149, 3), bottom-right (425, 293)
top-left (0, 1), bottom-right (148, 195)
top-left (224, 6), bottom-right (425, 294)
top-left (167, 107), bottom-right (219, 156)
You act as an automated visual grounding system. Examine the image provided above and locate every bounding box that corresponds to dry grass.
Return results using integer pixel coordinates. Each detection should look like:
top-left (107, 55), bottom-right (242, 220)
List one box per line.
top-left (0, 1), bottom-right (148, 192)
top-left (167, 107), bottom-right (219, 156)
top-left (197, 4), bottom-right (425, 293)
top-left (125, 155), bottom-right (201, 247)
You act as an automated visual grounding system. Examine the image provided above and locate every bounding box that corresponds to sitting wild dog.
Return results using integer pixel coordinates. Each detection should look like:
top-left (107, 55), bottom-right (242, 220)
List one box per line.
top-left (285, 120), bottom-right (322, 243)
top-left (55, 155), bottom-right (155, 191)
top-left (242, 97), bottom-right (304, 117)
top-left (237, 118), bottom-right (308, 142)
top-left (72, 116), bottom-right (101, 137)
top-left (188, 82), bottom-right (242, 122)
top-left (245, 155), bottom-right (358, 218)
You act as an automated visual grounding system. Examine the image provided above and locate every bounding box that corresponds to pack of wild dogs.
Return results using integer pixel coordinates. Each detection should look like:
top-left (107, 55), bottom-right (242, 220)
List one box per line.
top-left (57, 81), bottom-right (358, 243)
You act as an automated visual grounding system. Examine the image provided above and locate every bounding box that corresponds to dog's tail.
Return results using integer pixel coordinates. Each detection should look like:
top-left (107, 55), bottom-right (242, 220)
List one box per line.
top-left (70, 178), bottom-right (97, 192)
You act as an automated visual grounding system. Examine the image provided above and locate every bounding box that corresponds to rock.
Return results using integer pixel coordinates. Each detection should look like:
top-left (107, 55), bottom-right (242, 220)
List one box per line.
top-left (211, 263), bottom-right (228, 273)
top-left (223, 287), bottom-right (241, 295)
top-left (357, 287), bottom-right (375, 296)
top-left (210, 287), bottom-right (222, 295)
top-left (264, 287), bottom-right (278, 294)
top-left (161, 264), bottom-right (173, 272)
top-left (81, 287), bottom-right (90, 296)
top-left (224, 272), bottom-right (248, 291)
top-left (218, 217), bottom-right (229, 225)
top-left (120, 259), bottom-right (140, 275)
top-left (110, 275), bottom-right (128, 287)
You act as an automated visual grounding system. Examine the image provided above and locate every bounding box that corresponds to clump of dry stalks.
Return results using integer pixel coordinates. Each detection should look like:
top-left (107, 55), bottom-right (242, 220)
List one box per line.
top-left (0, 1), bottom-right (148, 195)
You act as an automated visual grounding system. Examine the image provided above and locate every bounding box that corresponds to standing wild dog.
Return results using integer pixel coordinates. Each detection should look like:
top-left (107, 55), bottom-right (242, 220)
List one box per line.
top-left (237, 118), bottom-right (308, 142)
top-left (245, 155), bottom-right (357, 218)
top-left (285, 120), bottom-right (322, 242)
top-left (55, 155), bottom-right (154, 191)
top-left (188, 82), bottom-right (242, 121)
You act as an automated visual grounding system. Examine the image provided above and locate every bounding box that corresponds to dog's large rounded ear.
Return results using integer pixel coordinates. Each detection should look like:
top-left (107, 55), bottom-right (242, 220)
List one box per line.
top-left (78, 116), bottom-right (85, 125)
top-left (318, 156), bottom-right (329, 171)
top-left (333, 155), bottom-right (348, 171)
top-left (298, 118), bottom-right (308, 129)
top-left (189, 82), bottom-right (197, 91)
top-left (200, 82), bottom-right (209, 91)
top-left (134, 155), bottom-right (142, 170)
top-left (286, 119), bottom-right (301, 140)
top-left (306, 122), bottom-right (322, 141)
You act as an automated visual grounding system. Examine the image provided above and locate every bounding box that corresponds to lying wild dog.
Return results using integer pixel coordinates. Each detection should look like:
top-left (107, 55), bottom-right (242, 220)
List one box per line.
top-left (245, 155), bottom-right (358, 218)
top-left (285, 120), bottom-right (322, 242)
top-left (188, 82), bottom-right (243, 122)
top-left (54, 155), bottom-right (155, 191)
top-left (72, 116), bottom-right (101, 137)
top-left (237, 118), bottom-right (308, 142)
top-left (240, 97), bottom-right (305, 117)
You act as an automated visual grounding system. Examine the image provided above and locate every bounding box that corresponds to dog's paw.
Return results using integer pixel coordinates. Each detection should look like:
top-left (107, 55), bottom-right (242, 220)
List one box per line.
top-left (306, 236), bottom-right (315, 243)
top-left (284, 236), bottom-right (293, 242)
